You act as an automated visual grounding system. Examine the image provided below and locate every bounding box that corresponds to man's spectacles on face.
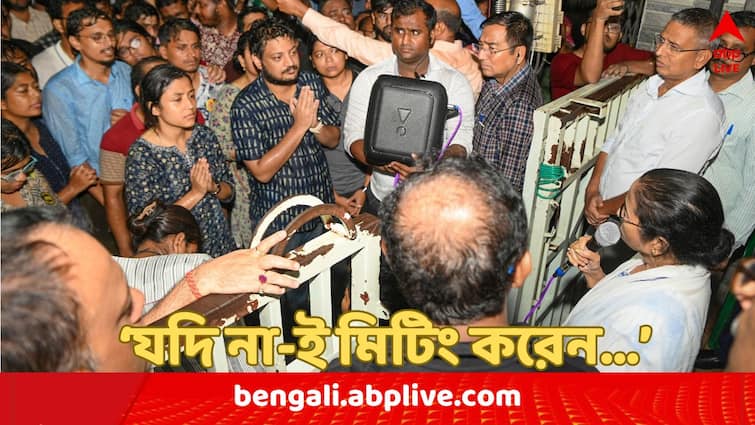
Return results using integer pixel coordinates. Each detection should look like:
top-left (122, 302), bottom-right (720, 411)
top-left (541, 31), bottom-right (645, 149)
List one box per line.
top-left (1, 156), bottom-right (37, 182)
top-left (79, 31), bottom-right (116, 44)
top-left (654, 33), bottom-right (709, 54)
top-left (471, 43), bottom-right (520, 56)
top-left (714, 46), bottom-right (755, 63)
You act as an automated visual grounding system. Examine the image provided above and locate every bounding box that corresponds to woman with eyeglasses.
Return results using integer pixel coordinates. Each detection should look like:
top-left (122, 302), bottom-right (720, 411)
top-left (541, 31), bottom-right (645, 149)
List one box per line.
top-left (125, 64), bottom-right (235, 258)
top-left (1, 62), bottom-right (96, 229)
top-left (1, 119), bottom-right (65, 213)
top-left (563, 168), bottom-right (734, 371)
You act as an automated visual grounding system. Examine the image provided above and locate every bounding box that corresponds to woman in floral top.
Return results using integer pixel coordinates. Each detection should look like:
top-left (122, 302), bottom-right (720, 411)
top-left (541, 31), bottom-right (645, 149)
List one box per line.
top-left (125, 64), bottom-right (235, 257)
top-left (207, 30), bottom-right (257, 248)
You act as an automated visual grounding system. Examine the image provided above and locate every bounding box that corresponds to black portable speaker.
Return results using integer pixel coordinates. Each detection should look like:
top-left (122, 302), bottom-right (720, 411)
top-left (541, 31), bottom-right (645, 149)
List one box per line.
top-left (364, 75), bottom-right (448, 166)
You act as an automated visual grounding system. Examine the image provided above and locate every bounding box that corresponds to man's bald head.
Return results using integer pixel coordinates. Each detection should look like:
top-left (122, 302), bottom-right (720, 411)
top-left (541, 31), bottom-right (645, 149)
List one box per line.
top-left (426, 0), bottom-right (460, 41)
top-left (380, 156), bottom-right (529, 325)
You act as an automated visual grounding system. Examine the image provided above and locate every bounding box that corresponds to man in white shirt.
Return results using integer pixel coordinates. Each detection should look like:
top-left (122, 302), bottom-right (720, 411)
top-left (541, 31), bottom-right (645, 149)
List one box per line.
top-left (343, 0), bottom-right (474, 214)
top-left (31, 0), bottom-right (88, 88)
top-left (704, 11), bottom-right (755, 248)
top-left (5, 0), bottom-right (52, 43)
top-left (584, 8), bottom-right (725, 225)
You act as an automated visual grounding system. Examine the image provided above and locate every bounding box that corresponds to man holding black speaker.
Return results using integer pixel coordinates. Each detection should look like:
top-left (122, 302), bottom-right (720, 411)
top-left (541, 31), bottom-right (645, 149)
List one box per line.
top-left (342, 0), bottom-right (474, 215)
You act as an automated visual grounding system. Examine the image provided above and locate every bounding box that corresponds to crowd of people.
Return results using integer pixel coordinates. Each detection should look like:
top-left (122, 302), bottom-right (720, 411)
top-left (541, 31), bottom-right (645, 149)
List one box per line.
top-left (0, 0), bottom-right (753, 373)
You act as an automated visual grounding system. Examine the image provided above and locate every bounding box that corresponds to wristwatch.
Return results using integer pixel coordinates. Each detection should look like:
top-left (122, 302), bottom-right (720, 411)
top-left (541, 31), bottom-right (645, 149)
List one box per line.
top-left (309, 121), bottom-right (324, 134)
top-left (211, 183), bottom-right (221, 196)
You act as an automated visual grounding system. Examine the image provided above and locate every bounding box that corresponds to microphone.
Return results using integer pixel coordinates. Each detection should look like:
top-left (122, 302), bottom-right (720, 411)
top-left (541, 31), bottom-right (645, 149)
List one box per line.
top-left (553, 218), bottom-right (621, 277)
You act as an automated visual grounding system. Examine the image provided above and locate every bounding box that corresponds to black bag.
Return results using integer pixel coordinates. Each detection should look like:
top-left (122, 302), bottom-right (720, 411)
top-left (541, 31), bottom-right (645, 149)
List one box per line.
top-left (364, 75), bottom-right (448, 166)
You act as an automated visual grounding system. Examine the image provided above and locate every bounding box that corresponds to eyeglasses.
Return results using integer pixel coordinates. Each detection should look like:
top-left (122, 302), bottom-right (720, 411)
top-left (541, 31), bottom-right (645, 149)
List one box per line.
top-left (586, 21), bottom-right (622, 33)
top-left (471, 43), bottom-right (520, 56)
top-left (117, 37), bottom-right (143, 58)
top-left (618, 202), bottom-right (641, 228)
top-left (1, 156), bottom-right (37, 182)
top-left (78, 31), bottom-right (116, 44)
top-left (654, 34), bottom-right (709, 54)
top-left (713, 46), bottom-right (755, 63)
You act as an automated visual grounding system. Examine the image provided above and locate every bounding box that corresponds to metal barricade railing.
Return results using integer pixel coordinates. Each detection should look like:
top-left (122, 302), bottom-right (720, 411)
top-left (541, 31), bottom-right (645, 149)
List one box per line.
top-left (150, 197), bottom-right (385, 372)
top-left (510, 75), bottom-right (647, 326)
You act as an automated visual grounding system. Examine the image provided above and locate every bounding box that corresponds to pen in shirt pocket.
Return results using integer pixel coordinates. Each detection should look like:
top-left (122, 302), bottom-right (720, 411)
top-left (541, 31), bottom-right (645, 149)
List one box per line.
top-left (478, 113), bottom-right (486, 129)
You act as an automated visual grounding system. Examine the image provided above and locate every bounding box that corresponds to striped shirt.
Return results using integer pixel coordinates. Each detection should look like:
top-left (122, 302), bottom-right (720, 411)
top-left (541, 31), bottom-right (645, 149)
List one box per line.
top-left (114, 254), bottom-right (212, 313)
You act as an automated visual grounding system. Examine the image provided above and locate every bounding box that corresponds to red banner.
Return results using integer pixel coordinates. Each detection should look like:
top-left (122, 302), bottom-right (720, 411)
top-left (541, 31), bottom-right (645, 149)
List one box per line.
top-left (2, 373), bottom-right (753, 424)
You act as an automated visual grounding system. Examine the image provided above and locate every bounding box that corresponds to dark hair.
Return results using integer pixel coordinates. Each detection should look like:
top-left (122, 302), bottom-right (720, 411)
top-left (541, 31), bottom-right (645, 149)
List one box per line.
top-left (237, 5), bottom-right (267, 33)
top-left (232, 29), bottom-right (255, 71)
top-left (156, 0), bottom-right (185, 10)
top-left (130, 55), bottom-right (165, 98)
top-left (392, 0), bottom-right (436, 32)
top-left (482, 11), bottom-right (534, 54)
top-left (114, 18), bottom-right (153, 42)
top-left (372, 0), bottom-right (393, 14)
top-left (157, 18), bottom-right (200, 46)
top-left (139, 63), bottom-right (191, 128)
top-left (249, 17), bottom-right (296, 58)
top-left (1, 208), bottom-right (94, 372)
top-left (124, 1), bottom-right (159, 22)
top-left (436, 10), bottom-right (460, 34)
top-left (380, 156), bottom-right (529, 325)
top-left (1, 61), bottom-right (35, 99)
top-left (1, 38), bottom-right (32, 61)
top-left (66, 7), bottom-right (111, 37)
top-left (320, 0), bottom-right (352, 12)
top-left (670, 8), bottom-right (717, 48)
top-left (633, 168), bottom-right (734, 270)
top-left (48, 0), bottom-right (91, 20)
top-left (565, 8), bottom-right (590, 50)
top-left (731, 11), bottom-right (755, 30)
top-left (128, 200), bottom-right (202, 251)
top-left (1, 119), bottom-right (32, 171)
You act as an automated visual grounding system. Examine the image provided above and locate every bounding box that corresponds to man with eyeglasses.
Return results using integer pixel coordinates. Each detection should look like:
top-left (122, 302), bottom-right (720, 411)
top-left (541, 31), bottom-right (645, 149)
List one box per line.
top-left (43, 7), bottom-right (133, 178)
top-left (42, 7), bottom-right (133, 254)
top-left (31, 0), bottom-right (89, 89)
top-left (472, 12), bottom-right (542, 193)
top-left (551, 0), bottom-right (654, 99)
top-left (584, 8), bottom-right (724, 230)
top-left (704, 10), bottom-right (755, 249)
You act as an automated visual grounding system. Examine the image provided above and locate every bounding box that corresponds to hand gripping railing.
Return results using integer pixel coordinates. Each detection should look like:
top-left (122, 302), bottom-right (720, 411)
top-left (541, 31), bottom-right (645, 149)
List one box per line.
top-left (150, 195), bottom-right (385, 372)
top-left (511, 75), bottom-right (647, 326)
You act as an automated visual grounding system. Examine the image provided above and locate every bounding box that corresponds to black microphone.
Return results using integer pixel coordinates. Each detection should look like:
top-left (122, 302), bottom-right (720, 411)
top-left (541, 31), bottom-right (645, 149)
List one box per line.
top-left (554, 218), bottom-right (621, 277)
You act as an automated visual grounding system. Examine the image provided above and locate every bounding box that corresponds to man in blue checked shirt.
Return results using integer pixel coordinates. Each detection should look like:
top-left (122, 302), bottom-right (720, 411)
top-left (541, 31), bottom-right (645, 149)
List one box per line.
top-left (472, 12), bottom-right (543, 193)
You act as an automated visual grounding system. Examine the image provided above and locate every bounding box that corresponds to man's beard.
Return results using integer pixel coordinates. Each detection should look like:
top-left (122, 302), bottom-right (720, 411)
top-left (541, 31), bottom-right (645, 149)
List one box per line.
top-left (262, 66), bottom-right (299, 86)
top-left (377, 25), bottom-right (392, 41)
